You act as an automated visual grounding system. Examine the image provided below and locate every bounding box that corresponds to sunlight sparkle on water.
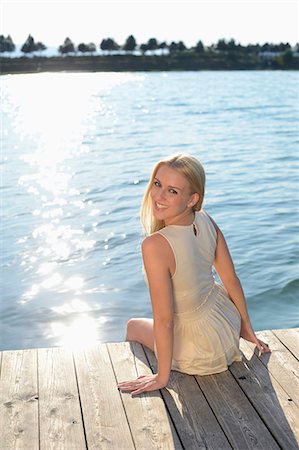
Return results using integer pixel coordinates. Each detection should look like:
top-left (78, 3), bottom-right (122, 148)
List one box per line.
top-left (64, 276), bottom-right (84, 291)
top-left (51, 299), bottom-right (92, 315)
top-left (50, 316), bottom-right (101, 349)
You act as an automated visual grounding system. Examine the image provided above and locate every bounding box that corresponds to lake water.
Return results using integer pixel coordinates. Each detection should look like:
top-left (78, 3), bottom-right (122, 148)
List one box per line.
top-left (1, 70), bottom-right (298, 351)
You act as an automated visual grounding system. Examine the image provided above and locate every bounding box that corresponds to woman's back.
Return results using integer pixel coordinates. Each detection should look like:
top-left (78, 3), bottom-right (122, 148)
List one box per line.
top-left (157, 209), bottom-right (218, 314)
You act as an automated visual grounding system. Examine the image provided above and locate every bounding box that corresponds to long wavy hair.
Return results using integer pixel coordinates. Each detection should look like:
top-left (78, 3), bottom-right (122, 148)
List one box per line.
top-left (140, 154), bottom-right (206, 235)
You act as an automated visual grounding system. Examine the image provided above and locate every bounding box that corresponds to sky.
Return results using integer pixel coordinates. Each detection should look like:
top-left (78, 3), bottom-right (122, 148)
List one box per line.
top-left (1, 0), bottom-right (298, 49)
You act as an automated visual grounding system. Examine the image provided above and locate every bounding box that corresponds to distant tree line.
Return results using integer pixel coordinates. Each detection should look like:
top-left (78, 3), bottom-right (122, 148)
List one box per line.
top-left (1, 33), bottom-right (298, 57)
top-left (1, 33), bottom-right (298, 71)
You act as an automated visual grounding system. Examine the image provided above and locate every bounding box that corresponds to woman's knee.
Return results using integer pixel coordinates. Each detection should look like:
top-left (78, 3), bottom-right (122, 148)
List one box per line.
top-left (125, 318), bottom-right (154, 350)
top-left (126, 318), bottom-right (140, 340)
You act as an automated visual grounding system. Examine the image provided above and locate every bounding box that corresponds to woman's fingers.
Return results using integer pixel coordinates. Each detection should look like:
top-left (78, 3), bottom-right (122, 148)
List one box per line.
top-left (257, 339), bottom-right (271, 356)
top-left (118, 377), bottom-right (150, 391)
top-left (131, 385), bottom-right (148, 396)
top-left (118, 376), bottom-right (157, 395)
top-left (131, 380), bottom-right (155, 396)
top-left (118, 381), bottom-right (139, 390)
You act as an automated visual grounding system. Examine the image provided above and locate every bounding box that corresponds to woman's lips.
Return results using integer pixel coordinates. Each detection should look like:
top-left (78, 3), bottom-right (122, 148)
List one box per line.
top-left (154, 201), bottom-right (168, 210)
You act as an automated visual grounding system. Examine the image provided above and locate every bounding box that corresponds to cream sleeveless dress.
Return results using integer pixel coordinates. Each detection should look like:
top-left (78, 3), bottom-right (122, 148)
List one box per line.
top-left (155, 209), bottom-right (242, 375)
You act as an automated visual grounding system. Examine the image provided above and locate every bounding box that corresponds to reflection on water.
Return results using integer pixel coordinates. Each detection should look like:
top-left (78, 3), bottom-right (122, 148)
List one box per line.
top-left (49, 316), bottom-right (100, 349)
top-left (1, 71), bottom-right (298, 350)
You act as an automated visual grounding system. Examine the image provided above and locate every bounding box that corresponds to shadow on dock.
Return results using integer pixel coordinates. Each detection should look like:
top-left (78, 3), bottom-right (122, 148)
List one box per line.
top-left (142, 330), bottom-right (299, 449)
top-left (0, 328), bottom-right (298, 449)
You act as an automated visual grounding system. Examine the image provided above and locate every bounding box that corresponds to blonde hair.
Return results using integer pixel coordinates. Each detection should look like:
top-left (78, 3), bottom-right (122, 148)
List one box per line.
top-left (140, 154), bottom-right (206, 235)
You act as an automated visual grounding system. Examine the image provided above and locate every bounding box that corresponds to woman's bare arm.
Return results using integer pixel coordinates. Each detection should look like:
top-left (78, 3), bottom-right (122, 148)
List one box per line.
top-left (208, 214), bottom-right (270, 354)
top-left (212, 223), bottom-right (251, 323)
top-left (118, 234), bottom-right (174, 396)
top-left (141, 233), bottom-right (174, 384)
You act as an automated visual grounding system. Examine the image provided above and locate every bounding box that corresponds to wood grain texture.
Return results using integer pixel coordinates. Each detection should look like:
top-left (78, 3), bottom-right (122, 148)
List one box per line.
top-left (273, 328), bottom-right (299, 360)
top-left (196, 368), bottom-right (280, 449)
top-left (256, 330), bottom-right (299, 406)
top-left (38, 347), bottom-right (86, 450)
top-left (0, 349), bottom-right (39, 450)
top-left (144, 346), bottom-right (232, 450)
top-left (0, 328), bottom-right (298, 450)
top-left (74, 343), bottom-right (134, 450)
top-left (108, 341), bottom-right (182, 450)
top-left (231, 343), bottom-right (299, 449)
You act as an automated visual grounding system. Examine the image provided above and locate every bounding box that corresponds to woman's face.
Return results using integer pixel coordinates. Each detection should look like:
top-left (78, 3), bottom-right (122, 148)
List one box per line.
top-left (150, 164), bottom-right (198, 225)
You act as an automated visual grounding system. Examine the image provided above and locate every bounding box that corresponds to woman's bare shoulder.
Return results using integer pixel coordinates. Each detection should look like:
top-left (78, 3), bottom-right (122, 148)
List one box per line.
top-left (142, 232), bottom-right (169, 254)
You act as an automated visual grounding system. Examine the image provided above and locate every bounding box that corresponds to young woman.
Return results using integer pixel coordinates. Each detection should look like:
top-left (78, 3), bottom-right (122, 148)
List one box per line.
top-left (118, 154), bottom-right (270, 396)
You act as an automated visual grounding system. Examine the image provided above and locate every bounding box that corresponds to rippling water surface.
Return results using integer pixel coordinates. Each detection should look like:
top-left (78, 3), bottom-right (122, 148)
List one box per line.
top-left (1, 71), bottom-right (298, 350)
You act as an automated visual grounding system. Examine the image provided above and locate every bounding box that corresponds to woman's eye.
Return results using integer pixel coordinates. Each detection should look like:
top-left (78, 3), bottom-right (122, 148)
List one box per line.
top-left (169, 189), bottom-right (178, 195)
top-left (154, 181), bottom-right (161, 187)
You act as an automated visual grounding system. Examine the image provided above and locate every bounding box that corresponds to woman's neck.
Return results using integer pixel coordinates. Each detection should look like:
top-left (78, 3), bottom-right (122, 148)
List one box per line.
top-left (164, 210), bottom-right (195, 227)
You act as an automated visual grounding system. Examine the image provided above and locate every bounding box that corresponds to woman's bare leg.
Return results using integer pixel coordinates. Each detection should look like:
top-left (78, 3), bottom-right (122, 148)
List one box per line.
top-left (126, 318), bottom-right (154, 352)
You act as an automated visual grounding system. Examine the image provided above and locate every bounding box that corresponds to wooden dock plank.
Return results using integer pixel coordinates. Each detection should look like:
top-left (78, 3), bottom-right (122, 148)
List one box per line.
top-left (231, 340), bottom-right (299, 449)
top-left (73, 343), bottom-right (135, 450)
top-left (145, 347), bottom-right (231, 450)
top-left (196, 369), bottom-right (280, 450)
top-left (108, 341), bottom-right (182, 450)
top-left (255, 330), bottom-right (299, 406)
top-left (272, 328), bottom-right (299, 360)
top-left (38, 347), bottom-right (86, 450)
top-left (0, 349), bottom-right (39, 450)
top-left (144, 346), bottom-right (232, 450)
top-left (1, 328), bottom-right (298, 450)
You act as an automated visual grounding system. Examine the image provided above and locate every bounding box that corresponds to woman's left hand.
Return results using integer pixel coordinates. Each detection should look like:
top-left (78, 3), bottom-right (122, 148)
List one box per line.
top-left (240, 320), bottom-right (271, 356)
top-left (117, 374), bottom-right (167, 396)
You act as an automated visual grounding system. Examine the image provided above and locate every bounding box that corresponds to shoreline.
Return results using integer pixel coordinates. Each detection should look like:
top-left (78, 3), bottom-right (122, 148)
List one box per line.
top-left (1, 54), bottom-right (298, 75)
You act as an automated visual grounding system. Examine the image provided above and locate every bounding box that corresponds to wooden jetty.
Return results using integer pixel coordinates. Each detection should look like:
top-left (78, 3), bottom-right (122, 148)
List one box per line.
top-left (0, 328), bottom-right (298, 449)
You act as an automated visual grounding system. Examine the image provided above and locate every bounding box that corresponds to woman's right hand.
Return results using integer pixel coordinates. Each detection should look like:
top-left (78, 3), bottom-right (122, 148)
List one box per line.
top-left (240, 320), bottom-right (271, 356)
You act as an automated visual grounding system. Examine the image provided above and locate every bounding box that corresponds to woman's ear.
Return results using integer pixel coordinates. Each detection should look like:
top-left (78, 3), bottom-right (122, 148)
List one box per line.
top-left (188, 193), bottom-right (200, 208)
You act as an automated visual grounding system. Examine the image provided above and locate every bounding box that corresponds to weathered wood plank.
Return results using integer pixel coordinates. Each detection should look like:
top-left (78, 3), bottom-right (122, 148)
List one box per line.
top-left (255, 330), bottom-right (299, 407)
top-left (0, 349), bottom-right (39, 450)
top-left (38, 347), bottom-right (86, 450)
top-left (196, 368), bottom-right (280, 449)
top-left (144, 346), bottom-right (232, 450)
top-left (231, 340), bottom-right (299, 449)
top-left (107, 342), bottom-right (182, 450)
top-left (74, 343), bottom-right (134, 450)
top-left (272, 328), bottom-right (299, 360)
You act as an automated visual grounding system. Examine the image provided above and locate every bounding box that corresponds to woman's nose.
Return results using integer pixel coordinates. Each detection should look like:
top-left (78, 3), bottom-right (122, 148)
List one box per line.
top-left (156, 189), bottom-right (166, 201)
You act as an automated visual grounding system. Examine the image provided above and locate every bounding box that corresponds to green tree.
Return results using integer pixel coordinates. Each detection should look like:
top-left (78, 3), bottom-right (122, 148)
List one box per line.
top-left (100, 38), bottom-right (119, 51)
top-left (282, 50), bottom-right (294, 67)
top-left (78, 42), bottom-right (96, 54)
top-left (177, 41), bottom-right (186, 52)
top-left (21, 34), bottom-right (36, 53)
top-left (147, 38), bottom-right (158, 51)
top-left (227, 38), bottom-right (237, 51)
top-left (0, 35), bottom-right (15, 53)
top-left (78, 42), bottom-right (89, 53)
top-left (140, 43), bottom-right (148, 53)
top-left (216, 39), bottom-right (227, 51)
top-left (245, 43), bottom-right (260, 54)
top-left (21, 35), bottom-right (46, 54)
top-left (36, 41), bottom-right (47, 53)
top-left (158, 41), bottom-right (167, 51)
top-left (169, 41), bottom-right (186, 53)
top-left (169, 41), bottom-right (178, 53)
top-left (59, 37), bottom-right (75, 54)
top-left (278, 42), bottom-right (291, 52)
top-left (195, 40), bottom-right (204, 53)
top-left (123, 35), bottom-right (136, 52)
